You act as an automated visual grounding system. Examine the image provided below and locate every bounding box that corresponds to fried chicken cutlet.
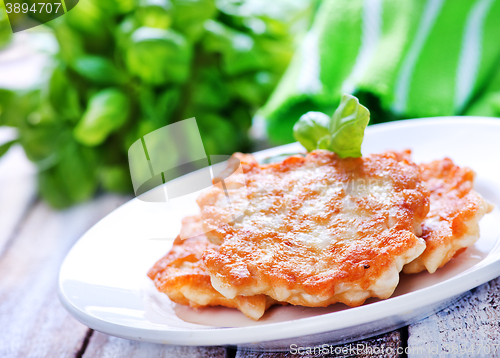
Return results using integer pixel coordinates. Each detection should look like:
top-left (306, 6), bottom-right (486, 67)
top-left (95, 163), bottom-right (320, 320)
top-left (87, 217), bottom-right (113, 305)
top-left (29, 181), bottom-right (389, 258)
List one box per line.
top-left (148, 215), bottom-right (276, 320)
top-left (199, 150), bottom-right (429, 307)
top-left (403, 157), bottom-right (493, 273)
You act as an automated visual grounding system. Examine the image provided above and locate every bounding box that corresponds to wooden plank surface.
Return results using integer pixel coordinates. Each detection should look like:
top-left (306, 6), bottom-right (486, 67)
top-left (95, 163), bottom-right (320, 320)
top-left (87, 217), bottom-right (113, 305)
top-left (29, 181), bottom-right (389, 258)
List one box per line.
top-left (83, 331), bottom-right (228, 358)
top-left (0, 144), bottom-right (37, 255)
top-left (235, 330), bottom-right (403, 358)
top-left (408, 277), bottom-right (500, 358)
top-left (0, 195), bottom-right (128, 358)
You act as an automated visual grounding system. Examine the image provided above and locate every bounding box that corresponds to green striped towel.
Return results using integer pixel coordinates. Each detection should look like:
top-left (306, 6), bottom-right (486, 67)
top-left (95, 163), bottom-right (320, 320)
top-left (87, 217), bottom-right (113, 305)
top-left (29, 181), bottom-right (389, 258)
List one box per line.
top-left (260, 0), bottom-right (500, 144)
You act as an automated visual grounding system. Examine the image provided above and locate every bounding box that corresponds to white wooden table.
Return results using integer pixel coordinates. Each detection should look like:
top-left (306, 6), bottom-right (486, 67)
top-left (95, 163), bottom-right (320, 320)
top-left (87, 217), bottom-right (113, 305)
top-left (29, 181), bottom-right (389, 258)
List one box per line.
top-left (1, 143), bottom-right (500, 358)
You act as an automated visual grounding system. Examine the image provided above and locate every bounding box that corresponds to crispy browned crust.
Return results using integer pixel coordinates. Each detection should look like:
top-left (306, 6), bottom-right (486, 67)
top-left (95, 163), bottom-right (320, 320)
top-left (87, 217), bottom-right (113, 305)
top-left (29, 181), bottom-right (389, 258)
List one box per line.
top-left (147, 215), bottom-right (276, 321)
top-left (149, 150), bottom-right (493, 318)
top-left (200, 150), bottom-right (429, 307)
top-left (403, 158), bottom-right (493, 273)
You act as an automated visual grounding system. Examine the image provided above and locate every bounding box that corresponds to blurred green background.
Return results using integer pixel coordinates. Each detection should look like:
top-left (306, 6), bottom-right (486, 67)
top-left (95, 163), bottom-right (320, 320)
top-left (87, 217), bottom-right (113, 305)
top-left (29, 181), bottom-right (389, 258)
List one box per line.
top-left (0, 0), bottom-right (314, 208)
top-left (1, 0), bottom-right (500, 208)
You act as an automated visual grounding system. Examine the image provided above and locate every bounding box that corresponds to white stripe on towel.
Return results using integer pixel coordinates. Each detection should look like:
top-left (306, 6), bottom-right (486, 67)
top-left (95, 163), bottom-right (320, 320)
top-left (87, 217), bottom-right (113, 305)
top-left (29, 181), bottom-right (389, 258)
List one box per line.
top-left (341, 0), bottom-right (382, 94)
top-left (455, 0), bottom-right (495, 112)
top-left (296, 31), bottom-right (323, 95)
top-left (392, 0), bottom-right (445, 115)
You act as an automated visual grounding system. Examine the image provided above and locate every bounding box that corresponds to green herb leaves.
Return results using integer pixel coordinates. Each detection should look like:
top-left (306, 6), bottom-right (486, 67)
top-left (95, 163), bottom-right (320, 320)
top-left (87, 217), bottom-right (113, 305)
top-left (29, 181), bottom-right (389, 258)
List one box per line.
top-left (292, 111), bottom-right (330, 152)
top-left (125, 27), bottom-right (192, 86)
top-left (327, 93), bottom-right (370, 158)
top-left (74, 89), bottom-right (130, 146)
top-left (293, 94), bottom-right (370, 158)
top-left (1, 0), bottom-right (301, 209)
top-left (71, 56), bottom-right (124, 86)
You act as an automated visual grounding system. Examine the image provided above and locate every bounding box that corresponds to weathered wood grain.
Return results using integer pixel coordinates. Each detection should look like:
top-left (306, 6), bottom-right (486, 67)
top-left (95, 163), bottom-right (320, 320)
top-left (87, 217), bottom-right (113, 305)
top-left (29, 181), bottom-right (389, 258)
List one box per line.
top-left (408, 277), bottom-right (500, 358)
top-left (83, 331), bottom-right (228, 358)
top-left (0, 144), bottom-right (37, 255)
top-left (235, 330), bottom-right (403, 358)
top-left (0, 195), bottom-right (128, 358)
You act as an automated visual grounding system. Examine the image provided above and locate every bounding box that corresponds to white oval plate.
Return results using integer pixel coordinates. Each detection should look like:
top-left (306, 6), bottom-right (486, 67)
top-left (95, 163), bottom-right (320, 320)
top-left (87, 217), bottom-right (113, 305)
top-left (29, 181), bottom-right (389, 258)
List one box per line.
top-left (59, 117), bottom-right (500, 349)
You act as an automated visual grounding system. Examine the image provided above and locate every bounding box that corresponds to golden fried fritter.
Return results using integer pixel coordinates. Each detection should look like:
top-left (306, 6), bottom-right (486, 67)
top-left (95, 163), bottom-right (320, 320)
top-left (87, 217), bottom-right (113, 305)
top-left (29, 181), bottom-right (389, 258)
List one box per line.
top-left (147, 215), bottom-right (276, 320)
top-left (199, 150), bottom-right (429, 307)
top-left (403, 157), bottom-right (493, 273)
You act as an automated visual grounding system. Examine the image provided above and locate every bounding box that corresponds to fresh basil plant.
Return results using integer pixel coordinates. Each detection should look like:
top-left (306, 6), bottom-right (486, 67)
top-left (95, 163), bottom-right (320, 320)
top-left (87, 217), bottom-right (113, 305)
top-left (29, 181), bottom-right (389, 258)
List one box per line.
top-left (293, 94), bottom-right (370, 158)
